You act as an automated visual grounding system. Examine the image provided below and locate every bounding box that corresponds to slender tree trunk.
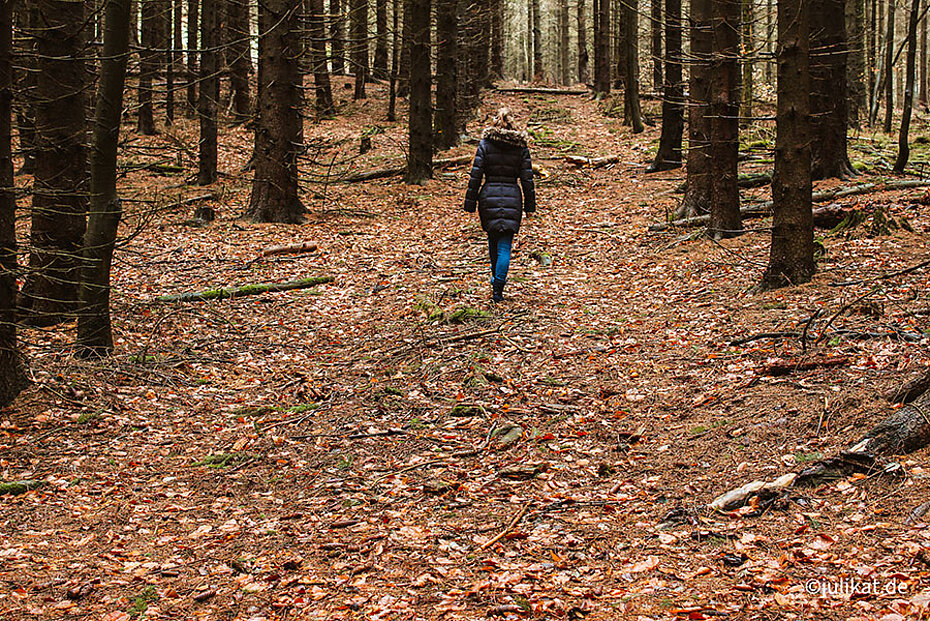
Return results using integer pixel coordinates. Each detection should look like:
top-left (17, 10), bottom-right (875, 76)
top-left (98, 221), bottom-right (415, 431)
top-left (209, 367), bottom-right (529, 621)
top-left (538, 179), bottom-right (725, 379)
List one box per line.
top-left (765, 0), bottom-right (774, 82)
top-left (138, 0), bottom-right (164, 135)
top-left (310, 0), bottom-right (335, 116)
top-left (846, 0), bottom-right (866, 127)
top-left (649, 0), bottom-right (683, 171)
top-left (615, 0), bottom-right (627, 89)
top-left (247, 0), bottom-right (305, 223)
top-left (388, 0), bottom-right (399, 119)
top-left (920, 0), bottom-right (927, 107)
top-left (399, 0), bottom-right (410, 96)
top-left (594, 0), bottom-right (611, 94)
top-left (652, 0), bottom-right (663, 90)
top-left (77, 0), bottom-right (131, 357)
top-left (533, 0), bottom-right (543, 80)
top-left (13, 4), bottom-right (36, 175)
top-left (331, 0), bottom-right (345, 74)
top-left (228, 0), bottom-right (252, 123)
top-left (623, 0), bottom-right (644, 130)
top-left (351, 0), bottom-right (368, 99)
top-left (435, 0), bottom-right (458, 150)
top-left (869, 0), bottom-right (877, 105)
top-left (186, 0), bottom-right (198, 118)
top-left (0, 0), bottom-right (25, 404)
top-left (20, 0), bottom-right (89, 325)
top-left (198, 0), bottom-right (218, 186)
top-left (708, 0), bottom-right (742, 237)
top-left (476, 0), bottom-right (492, 87)
top-left (491, 0), bottom-right (504, 79)
top-left (578, 0), bottom-right (589, 83)
top-left (811, 0), bottom-right (853, 178)
top-left (528, 0), bottom-right (535, 78)
top-left (884, 0), bottom-right (895, 132)
top-left (166, 0), bottom-right (177, 124)
top-left (405, 0), bottom-right (432, 184)
top-left (679, 0), bottom-right (712, 217)
top-left (375, 0), bottom-right (389, 78)
top-left (560, 0), bottom-right (571, 84)
top-left (894, 0), bottom-right (920, 171)
top-left (740, 0), bottom-right (753, 124)
top-left (760, 0), bottom-right (813, 289)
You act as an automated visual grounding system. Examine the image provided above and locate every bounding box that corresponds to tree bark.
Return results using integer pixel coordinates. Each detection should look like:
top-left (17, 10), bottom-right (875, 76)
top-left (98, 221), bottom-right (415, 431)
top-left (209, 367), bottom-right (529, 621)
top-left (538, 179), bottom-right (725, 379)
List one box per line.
top-left (846, 0), bottom-right (866, 126)
top-left (198, 0), bottom-right (218, 186)
top-left (0, 0), bottom-right (26, 404)
top-left (476, 0), bottom-right (492, 87)
top-left (593, 0), bottom-right (611, 94)
top-left (740, 0), bottom-right (752, 124)
top-left (678, 0), bottom-right (712, 218)
top-left (138, 0), bottom-right (165, 135)
top-left (388, 0), bottom-right (399, 119)
top-left (760, 0), bottom-right (814, 290)
top-left (12, 4), bottom-right (37, 175)
top-left (578, 0), bottom-right (589, 83)
top-left (375, 0), bottom-right (389, 78)
top-left (810, 0), bottom-right (853, 178)
top-left (76, 0), bottom-right (132, 357)
top-left (351, 0), bottom-right (368, 99)
top-left (491, 0), bottom-right (504, 80)
top-left (435, 0), bottom-right (458, 150)
top-left (186, 0), bottom-right (198, 118)
top-left (309, 0), bottom-right (335, 116)
top-left (652, 0), bottom-right (663, 90)
top-left (533, 0), bottom-right (543, 80)
top-left (560, 0), bottom-right (571, 84)
top-left (20, 0), bottom-right (88, 325)
top-left (623, 0), bottom-right (644, 131)
top-left (166, 0), bottom-right (178, 124)
top-left (247, 0), bottom-right (305, 223)
top-left (405, 0), bottom-right (432, 184)
top-left (708, 0), bottom-right (742, 237)
top-left (883, 0), bottom-right (895, 132)
top-left (398, 0), bottom-right (410, 96)
top-left (893, 0), bottom-right (920, 172)
top-left (228, 0), bottom-right (252, 124)
top-left (648, 0), bottom-right (683, 171)
top-left (331, 0), bottom-right (345, 74)
top-left (921, 0), bottom-right (927, 107)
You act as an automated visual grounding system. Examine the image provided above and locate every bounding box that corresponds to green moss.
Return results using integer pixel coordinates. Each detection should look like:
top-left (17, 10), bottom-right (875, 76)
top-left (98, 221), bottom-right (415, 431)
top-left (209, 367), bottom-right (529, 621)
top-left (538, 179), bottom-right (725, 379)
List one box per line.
top-left (191, 452), bottom-right (253, 468)
top-left (0, 480), bottom-right (43, 495)
top-left (129, 586), bottom-right (158, 618)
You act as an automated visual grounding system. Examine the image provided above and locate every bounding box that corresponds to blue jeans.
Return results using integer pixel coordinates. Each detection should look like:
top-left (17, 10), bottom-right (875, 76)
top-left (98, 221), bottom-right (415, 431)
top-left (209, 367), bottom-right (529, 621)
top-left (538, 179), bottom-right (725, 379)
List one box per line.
top-left (488, 233), bottom-right (514, 287)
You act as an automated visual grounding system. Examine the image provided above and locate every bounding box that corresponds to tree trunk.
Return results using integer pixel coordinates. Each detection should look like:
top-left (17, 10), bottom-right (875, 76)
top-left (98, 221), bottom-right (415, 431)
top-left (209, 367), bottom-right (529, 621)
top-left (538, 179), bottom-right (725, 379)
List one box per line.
top-left (76, 0), bottom-right (131, 357)
top-left (138, 0), bottom-right (165, 135)
top-left (846, 0), bottom-right (866, 126)
top-left (760, 0), bottom-right (814, 290)
top-left (247, 0), bottom-right (304, 223)
top-left (491, 0), bottom-right (504, 80)
top-left (594, 0), bottom-right (611, 94)
top-left (615, 0), bottom-right (626, 90)
top-left (198, 0), bottom-right (218, 186)
top-left (893, 0), bottom-right (920, 172)
top-left (850, 388), bottom-right (930, 456)
top-left (652, 0), bottom-right (663, 90)
top-left (374, 0), bottom-right (389, 78)
top-left (476, 0), bottom-right (492, 87)
top-left (435, 0), bottom-right (458, 150)
top-left (740, 0), bottom-right (752, 124)
top-left (533, 0), bottom-right (543, 80)
top-left (578, 0), bottom-right (589, 83)
top-left (920, 0), bottom-right (927, 107)
top-left (0, 0), bottom-right (26, 404)
top-left (883, 0), bottom-right (895, 132)
top-left (678, 0), bottom-right (712, 218)
top-left (228, 0), bottom-right (252, 124)
top-left (560, 0), bottom-right (571, 84)
top-left (649, 0), bottom-right (683, 171)
top-left (399, 0), bottom-right (410, 96)
top-left (331, 0), bottom-right (345, 74)
top-left (351, 0), bottom-right (368, 99)
top-left (186, 0), bottom-right (198, 118)
top-left (388, 0), bottom-right (399, 120)
top-left (765, 0), bottom-right (773, 82)
top-left (810, 0), bottom-right (853, 178)
top-left (309, 0), bottom-right (335, 116)
top-left (405, 0), bottom-right (431, 184)
top-left (12, 4), bottom-right (36, 175)
top-left (166, 0), bottom-right (178, 124)
top-left (623, 0), bottom-right (644, 131)
top-left (708, 0), bottom-right (742, 237)
top-left (20, 0), bottom-right (88, 325)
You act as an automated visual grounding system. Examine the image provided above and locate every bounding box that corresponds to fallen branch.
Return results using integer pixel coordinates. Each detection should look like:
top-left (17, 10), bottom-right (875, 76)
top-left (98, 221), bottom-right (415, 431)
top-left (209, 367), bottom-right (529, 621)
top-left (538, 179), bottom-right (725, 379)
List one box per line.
top-left (729, 331), bottom-right (800, 346)
top-left (565, 154), bottom-right (621, 168)
top-left (830, 258), bottom-right (930, 287)
top-left (343, 155), bottom-right (472, 183)
top-left (261, 241), bottom-right (318, 257)
top-left (494, 87), bottom-right (589, 95)
top-left (154, 276), bottom-right (334, 303)
top-left (165, 193), bottom-right (218, 212)
top-left (759, 355), bottom-right (849, 376)
top-left (480, 503), bottom-right (532, 550)
top-left (884, 368), bottom-right (930, 403)
top-left (649, 179), bottom-right (930, 231)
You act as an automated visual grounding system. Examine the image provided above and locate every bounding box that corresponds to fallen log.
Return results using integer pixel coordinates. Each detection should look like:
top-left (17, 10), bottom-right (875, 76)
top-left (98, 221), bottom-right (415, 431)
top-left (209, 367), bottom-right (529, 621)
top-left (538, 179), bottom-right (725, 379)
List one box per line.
top-left (884, 368), bottom-right (930, 403)
top-left (649, 178), bottom-right (930, 232)
top-left (155, 276), bottom-right (334, 303)
top-left (261, 241), bottom-right (318, 257)
top-left (565, 154), bottom-right (622, 168)
top-left (759, 355), bottom-right (849, 376)
top-left (343, 155), bottom-right (472, 183)
top-left (494, 87), bottom-right (589, 95)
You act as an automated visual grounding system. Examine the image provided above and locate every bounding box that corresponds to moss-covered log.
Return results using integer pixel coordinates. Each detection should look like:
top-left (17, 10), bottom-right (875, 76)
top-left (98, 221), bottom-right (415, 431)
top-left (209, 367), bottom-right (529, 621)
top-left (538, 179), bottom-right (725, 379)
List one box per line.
top-left (155, 276), bottom-right (334, 303)
top-left (0, 480), bottom-right (43, 495)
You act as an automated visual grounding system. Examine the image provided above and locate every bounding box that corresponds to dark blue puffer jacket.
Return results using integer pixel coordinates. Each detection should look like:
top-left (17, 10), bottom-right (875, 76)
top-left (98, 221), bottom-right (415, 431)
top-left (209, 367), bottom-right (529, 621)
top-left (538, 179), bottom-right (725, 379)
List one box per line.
top-left (464, 127), bottom-right (536, 235)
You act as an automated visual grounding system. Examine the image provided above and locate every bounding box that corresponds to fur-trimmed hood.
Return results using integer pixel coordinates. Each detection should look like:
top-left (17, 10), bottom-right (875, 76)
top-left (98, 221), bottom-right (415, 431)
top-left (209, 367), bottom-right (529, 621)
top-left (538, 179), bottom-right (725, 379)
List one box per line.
top-left (482, 127), bottom-right (529, 148)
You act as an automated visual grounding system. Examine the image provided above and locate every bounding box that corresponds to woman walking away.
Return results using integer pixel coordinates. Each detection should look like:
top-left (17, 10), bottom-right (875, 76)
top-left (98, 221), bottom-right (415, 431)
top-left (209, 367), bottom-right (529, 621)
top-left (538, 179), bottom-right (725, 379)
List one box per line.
top-left (464, 108), bottom-right (536, 303)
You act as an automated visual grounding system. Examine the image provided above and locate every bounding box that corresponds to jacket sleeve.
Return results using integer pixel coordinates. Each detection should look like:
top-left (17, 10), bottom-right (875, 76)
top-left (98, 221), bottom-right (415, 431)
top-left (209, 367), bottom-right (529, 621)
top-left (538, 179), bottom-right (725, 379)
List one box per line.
top-left (464, 143), bottom-right (485, 212)
top-left (520, 146), bottom-right (536, 214)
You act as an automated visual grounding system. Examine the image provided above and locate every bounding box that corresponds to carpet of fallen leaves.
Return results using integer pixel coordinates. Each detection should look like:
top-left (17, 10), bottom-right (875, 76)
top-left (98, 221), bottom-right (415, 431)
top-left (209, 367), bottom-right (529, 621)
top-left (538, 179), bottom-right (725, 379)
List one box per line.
top-left (4, 78), bottom-right (930, 621)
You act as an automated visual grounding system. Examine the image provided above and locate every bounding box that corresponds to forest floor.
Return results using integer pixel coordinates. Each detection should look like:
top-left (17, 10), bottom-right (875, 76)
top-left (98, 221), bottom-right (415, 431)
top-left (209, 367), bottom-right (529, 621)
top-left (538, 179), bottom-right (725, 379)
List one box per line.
top-left (4, 79), bottom-right (930, 621)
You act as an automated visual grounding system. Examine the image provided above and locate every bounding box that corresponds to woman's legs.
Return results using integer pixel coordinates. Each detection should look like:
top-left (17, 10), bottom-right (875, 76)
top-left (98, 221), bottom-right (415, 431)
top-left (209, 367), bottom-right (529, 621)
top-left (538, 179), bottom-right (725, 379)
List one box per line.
top-left (489, 233), bottom-right (514, 301)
